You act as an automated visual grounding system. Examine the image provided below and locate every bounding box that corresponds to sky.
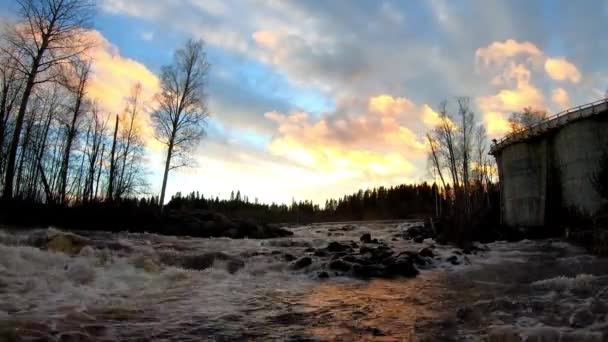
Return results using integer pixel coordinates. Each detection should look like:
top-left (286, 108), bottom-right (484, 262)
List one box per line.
top-left (1, 0), bottom-right (607, 204)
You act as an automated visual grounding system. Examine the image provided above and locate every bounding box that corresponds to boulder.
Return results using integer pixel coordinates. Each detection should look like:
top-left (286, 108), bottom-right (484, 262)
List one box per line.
top-left (326, 241), bottom-right (351, 253)
top-left (329, 259), bottom-right (352, 272)
top-left (292, 257), bottom-right (313, 270)
top-left (418, 247), bottom-right (435, 258)
top-left (352, 264), bottom-right (386, 278)
top-left (173, 252), bottom-right (244, 273)
top-left (385, 254), bottom-right (419, 277)
top-left (47, 230), bottom-right (91, 255)
top-left (283, 253), bottom-right (297, 262)
top-left (318, 271), bottom-right (330, 279)
top-left (569, 308), bottom-right (595, 328)
top-left (360, 233), bottom-right (372, 243)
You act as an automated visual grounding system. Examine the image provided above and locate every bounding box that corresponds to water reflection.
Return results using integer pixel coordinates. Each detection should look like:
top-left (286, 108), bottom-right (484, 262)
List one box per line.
top-left (301, 272), bottom-right (456, 341)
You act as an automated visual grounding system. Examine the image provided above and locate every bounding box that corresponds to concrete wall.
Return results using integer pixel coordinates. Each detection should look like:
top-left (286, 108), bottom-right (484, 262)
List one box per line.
top-left (496, 113), bottom-right (608, 227)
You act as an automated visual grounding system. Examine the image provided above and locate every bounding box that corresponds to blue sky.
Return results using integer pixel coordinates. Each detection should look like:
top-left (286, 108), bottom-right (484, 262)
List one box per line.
top-left (1, 0), bottom-right (607, 204)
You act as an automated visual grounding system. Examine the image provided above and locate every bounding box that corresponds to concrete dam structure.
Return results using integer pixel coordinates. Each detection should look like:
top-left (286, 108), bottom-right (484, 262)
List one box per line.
top-left (490, 99), bottom-right (608, 227)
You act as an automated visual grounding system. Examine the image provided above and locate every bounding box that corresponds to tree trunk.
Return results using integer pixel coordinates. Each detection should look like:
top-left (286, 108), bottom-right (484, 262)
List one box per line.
top-left (107, 115), bottom-right (119, 201)
top-left (159, 141), bottom-right (174, 208)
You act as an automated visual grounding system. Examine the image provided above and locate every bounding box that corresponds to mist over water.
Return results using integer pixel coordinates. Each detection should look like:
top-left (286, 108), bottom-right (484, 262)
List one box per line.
top-left (1, 223), bottom-right (607, 341)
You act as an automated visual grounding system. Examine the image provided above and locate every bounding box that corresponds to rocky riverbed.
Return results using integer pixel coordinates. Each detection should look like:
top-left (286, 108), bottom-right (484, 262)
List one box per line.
top-left (1, 222), bottom-right (608, 341)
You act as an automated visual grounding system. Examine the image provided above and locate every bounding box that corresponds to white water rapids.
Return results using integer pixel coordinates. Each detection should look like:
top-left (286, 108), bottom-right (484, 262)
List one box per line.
top-left (1, 222), bottom-right (608, 341)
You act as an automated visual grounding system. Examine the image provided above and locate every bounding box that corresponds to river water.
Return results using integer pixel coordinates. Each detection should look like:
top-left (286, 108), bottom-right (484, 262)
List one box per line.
top-left (1, 222), bottom-right (608, 341)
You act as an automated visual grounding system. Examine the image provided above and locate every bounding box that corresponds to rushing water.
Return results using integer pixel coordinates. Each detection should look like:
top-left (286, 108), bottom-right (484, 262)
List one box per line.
top-left (1, 222), bottom-right (608, 341)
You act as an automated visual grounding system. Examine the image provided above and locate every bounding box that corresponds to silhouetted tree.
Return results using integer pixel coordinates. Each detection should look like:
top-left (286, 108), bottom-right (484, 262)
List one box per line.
top-left (153, 39), bottom-right (209, 207)
top-left (1, 0), bottom-right (96, 199)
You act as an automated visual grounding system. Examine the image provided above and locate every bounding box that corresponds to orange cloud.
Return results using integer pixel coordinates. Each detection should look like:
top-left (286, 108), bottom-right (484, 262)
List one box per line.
top-left (475, 39), bottom-right (542, 67)
top-left (552, 87), bottom-right (571, 110)
top-left (82, 30), bottom-right (161, 150)
top-left (252, 30), bottom-right (281, 49)
top-left (264, 94), bottom-right (428, 186)
top-left (544, 57), bottom-right (582, 83)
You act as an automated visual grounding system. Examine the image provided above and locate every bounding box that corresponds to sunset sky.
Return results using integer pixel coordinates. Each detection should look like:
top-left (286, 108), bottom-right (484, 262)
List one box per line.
top-left (1, 0), bottom-right (607, 204)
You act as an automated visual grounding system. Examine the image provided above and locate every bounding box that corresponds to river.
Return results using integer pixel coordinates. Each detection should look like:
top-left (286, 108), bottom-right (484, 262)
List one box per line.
top-left (1, 222), bottom-right (608, 341)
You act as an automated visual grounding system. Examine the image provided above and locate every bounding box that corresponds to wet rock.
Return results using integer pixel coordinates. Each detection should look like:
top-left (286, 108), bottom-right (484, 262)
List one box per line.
top-left (590, 298), bottom-right (608, 315)
top-left (385, 254), bottom-right (419, 277)
top-left (413, 236), bottom-right (424, 243)
top-left (488, 325), bottom-right (520, 342)
top-left (569, 307), bottom-right (594, 328)
top-left (304, 247), bottom-right (315, 253)
top-left (341, 225), bottom-right (356, 231)
top-left (352, 264), bottom-right (386, 278)
top-left (174, 252), bottom-right (244, 273)
top-left (329, 259), bottom-right (352, 272)
top-left (456, 306), bottom-right (480, 322)
top-left (419, 247), bottom-right (435, 258)
top-left (292, 257), bottom-right (312, 270)
top-left (47, 230), bottom-right (91, 255)
top-left (317, 271), bottom-right (329, 279)
top-left (326, 241), bottom-right (351, 253)
top-left (283, 253), bottom-right (297, 262)
top-left (360, 233), bottom-right (372, 243)
top-left (350, 242), bottom-right (359, 249)
top-left (313, 249), bottom-right (328, 257)
top-left (447, 255), bottom-right (460, 265)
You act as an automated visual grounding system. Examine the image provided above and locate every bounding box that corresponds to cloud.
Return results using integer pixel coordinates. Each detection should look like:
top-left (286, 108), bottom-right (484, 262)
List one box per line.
top-left (264, 94), bottom-right (429, 189)
top-left (475, 39), bottom-right (543, 67)
top-left (545, 57), bottom-right (582, 83)
top-left (552, 87), bottom-right (571, 110)
top-left (83, 30), bottom-right (161, 149)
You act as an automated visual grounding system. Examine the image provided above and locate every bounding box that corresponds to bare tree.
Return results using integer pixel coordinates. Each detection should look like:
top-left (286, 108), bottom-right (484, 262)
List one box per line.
top-left (457, 97), bottom-right (474, 219)
top-left (508, 107), bottom-right (547, 133)
top-left (1, 0), bottom-right (96, 199)
top-left (57, 57), bottom-right (91, 204)
top-left (152, 39), bottom-right (209, 207)
top-left (115, 83), bottom-right (148, 199)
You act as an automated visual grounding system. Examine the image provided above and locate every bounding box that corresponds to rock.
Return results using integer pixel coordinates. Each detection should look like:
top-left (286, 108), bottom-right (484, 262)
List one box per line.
top-left (175, 252), bottom-right (244, 273)
top-left (326, 241), bottom-right (351, 253)
top-left (569, 308), bottom-right (595, 328)
top-left (352, 264), bottom-right (386, 278)
top-left (350, 242), bottom-right (359, 249)
top-left (304, 247), bottom-right (315, 253)
top-left (313, 249), bottom-right (328, 257)
top-left (78, 245), bottom-right (96, 258)
top-left (413, 236), bottom-right (424, 243)
top-left (385, 254), bottom-right (419, 277)
top-left (292, 257), bottom-right (313, 270)
top-left (419, 247), bottom-right (435, 258)
top-left (488, 325), bottom-right (521, 342)
top-left (47, 230), bottom-right (91, 255)
top-left (447, 255), bottom-right (460, 265)
top-left (360, 233), bottom-right (372, 243)
top-left (318, 271), bottom-right (329, 279)
top-left (329, 259), bottom-right (352, 272)
top-left (590, 298), bottom-right (608, 315)
top-left (456, 306), bottom-right (479, 322)
top-left (283, 253), bottom-right (297, 262)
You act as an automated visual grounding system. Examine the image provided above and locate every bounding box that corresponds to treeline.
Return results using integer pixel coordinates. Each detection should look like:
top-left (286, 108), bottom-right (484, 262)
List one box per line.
top-left (167, 183), bottom-right (440, 223)
top-left (0, 0), bottom-right (209, 207)
top-left (0, 0), bottom-right (148, 204)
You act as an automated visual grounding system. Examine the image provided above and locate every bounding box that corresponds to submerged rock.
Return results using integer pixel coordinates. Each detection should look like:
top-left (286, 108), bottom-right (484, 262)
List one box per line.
top-left (329, 259), bottom-right (352, 272)
top-left (292, 257), bottom-right (313, 270)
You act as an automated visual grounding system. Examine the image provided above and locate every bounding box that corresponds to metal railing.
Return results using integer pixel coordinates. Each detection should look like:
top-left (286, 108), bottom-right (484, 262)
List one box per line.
top-left (490, 98), bottom-right (608, 154)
